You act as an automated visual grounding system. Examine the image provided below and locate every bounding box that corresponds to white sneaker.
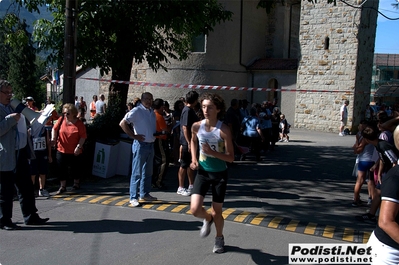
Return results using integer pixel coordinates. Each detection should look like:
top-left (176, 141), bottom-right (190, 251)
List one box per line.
top-left (200, 217), bottom-right (213, 238)
top-left (38, 189), bottom-right (50, 197)
top-left (130, 199), bottom-right (140, 207)
top-left (339, 132), bottom-right (344, 136)
top-left (177, 187), bottom-right (191, 196)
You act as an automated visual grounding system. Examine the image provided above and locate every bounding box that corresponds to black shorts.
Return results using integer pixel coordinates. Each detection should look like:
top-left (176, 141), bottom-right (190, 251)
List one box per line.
top-left (30, 150), bottom-right (49, 175)
top-left (180, 144), bottom-right (192, 169)
top-left (191, 169), bottom-right (228, 203)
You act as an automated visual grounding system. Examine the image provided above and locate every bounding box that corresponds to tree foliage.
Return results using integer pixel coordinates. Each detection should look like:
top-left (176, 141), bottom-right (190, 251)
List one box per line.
top-left (8, 0), bottom-right (232, 112)
top-left (0, 19), bottom-right (11, 80)
top-left (15, 1), bottom-right (232, 73)
top-left (0, 13), bottom-right (47, 105)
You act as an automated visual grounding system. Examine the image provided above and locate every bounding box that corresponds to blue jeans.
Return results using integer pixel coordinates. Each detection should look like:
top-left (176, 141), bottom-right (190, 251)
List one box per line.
top-left (130, 141), bottom-right (154, 200)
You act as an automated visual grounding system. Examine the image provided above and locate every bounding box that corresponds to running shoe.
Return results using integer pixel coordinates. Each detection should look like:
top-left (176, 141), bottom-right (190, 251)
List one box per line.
top-left (200, 217), bottom-right (213, 238)
top-left (213, 236), bottom-right (225, 253)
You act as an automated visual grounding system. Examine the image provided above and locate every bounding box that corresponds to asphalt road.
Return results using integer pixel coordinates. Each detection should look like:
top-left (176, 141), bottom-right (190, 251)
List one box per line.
top-left (0, 128), bottom-right (376, 265)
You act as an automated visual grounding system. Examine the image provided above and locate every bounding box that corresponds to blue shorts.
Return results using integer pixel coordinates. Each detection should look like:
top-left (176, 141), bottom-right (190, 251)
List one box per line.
top-left (357, 161), bottom-right (374, 172)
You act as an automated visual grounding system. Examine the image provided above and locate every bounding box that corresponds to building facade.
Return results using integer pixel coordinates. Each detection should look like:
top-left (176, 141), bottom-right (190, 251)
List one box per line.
top-left (89, 0), bottom-right (379, 133)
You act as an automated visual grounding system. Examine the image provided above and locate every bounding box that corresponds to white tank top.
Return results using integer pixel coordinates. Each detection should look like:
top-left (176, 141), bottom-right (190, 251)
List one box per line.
top-left (197, 120), bottom-right (226, 172)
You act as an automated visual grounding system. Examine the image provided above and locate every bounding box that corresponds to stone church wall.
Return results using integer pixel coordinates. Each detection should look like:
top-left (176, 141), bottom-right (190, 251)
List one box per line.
top-left (296, 0), bottom-right (379, 133)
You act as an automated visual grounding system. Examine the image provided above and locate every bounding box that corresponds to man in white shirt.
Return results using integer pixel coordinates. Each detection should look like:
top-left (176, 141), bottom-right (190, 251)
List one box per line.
top-left (119, 92), bottom-right (157, 207)
top-left (339, 100), bottom-right (349, 136)
top-left (95, 94), bottom-right (106, 116)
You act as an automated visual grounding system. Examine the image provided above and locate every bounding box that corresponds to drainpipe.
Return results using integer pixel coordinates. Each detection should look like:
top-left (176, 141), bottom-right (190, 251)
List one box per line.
top-left (240, 0), bottom-right (254, 101)
top-left (239, 0), bottom-right (246, 69)
top-left (288, 1), bottom-right (300, 59)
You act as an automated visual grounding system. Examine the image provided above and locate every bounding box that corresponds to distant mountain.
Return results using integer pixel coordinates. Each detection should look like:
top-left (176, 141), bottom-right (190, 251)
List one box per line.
top-left (0, 0), bottom-right (53, 33)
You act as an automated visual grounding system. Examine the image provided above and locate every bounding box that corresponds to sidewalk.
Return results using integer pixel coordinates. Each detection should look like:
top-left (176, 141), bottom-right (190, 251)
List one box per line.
top-left (50, 128), bottom-right (375, 242)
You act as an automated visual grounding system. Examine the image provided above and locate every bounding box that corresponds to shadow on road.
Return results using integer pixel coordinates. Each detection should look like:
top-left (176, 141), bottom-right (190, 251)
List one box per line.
top-left (23, 218), bottom-right (202, 234)
top-left (69, 134), bottom-right (375, 234)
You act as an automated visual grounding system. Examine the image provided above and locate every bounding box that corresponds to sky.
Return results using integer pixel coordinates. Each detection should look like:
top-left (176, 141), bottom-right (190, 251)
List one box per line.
top-left (375, 0), bottom-right (399, 54)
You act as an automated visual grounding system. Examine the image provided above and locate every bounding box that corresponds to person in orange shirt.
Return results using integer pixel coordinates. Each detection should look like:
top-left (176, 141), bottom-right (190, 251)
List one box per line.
top-left (51, 103), bottom-right (87, 194)
top-left (152, 99), bottom-right (170, 189)
top-left (89, 95), bottom-right (97, 120)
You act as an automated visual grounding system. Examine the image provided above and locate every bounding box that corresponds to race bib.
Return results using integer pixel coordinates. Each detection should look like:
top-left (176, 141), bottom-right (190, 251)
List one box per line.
top-left (33, 137), bottom-right (46, 151)
top-left (200, 139), bottom-right (220, 157)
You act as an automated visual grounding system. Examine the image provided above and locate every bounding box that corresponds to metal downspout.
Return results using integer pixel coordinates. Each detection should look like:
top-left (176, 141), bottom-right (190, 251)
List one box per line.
top-left (239, 0), bottom-right (253, 102)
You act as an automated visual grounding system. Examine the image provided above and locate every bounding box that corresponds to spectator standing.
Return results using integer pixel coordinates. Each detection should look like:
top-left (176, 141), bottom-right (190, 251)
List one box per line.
top-left (78, 96), bottom-right (87, 120)
top-left (279, 114), bottom-right (290, 142)
top-left (240, 107), bottom-right (262, 162)
top-left (351, 120), bottom-right (378, 206)
top-left (132, 97), bottom-right (141, 107)
top-left (177, 91), bottom-right (199, 196)
top-left (270, 107), bottom-right (281, 151)
top-left (171, 100), bottom-right (185, 165)
top-left (163, 101), bottom-right (173, 134)
top-left (189, 93), bottom-right (234, 253)
top-left (127, 102), bottom-right (134, 111)
top-left (239, 99), bottom-right (249, 122)
top-left (224, 99), bottom-right (241, 143)
top-left (119, 92), bottom-right (157, 207)
top-left (30, 121), bottom-right (52, 198)
top-left (89, 95), bottom-right (97, 119)
top-left (0, 79), bottom-right (49, 230)
top-left (259, 101), bottom-right (273, 152)
top-left (339, 100), bottom-right (349, 136)
top-left (51, 103), bottom-right (87, 194)
top-left (74, 96), bottom-right (80, 110)
top-left (152, 99), bottom-right (170, 189)
top-left (365, 104), bottom-right (374, 121)
top-left (95, 94), bottom-right (106, 116)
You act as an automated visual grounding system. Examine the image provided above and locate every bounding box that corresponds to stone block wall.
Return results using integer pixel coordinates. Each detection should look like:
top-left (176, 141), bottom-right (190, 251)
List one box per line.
top-left (296, 0), bottom-right (378, 133)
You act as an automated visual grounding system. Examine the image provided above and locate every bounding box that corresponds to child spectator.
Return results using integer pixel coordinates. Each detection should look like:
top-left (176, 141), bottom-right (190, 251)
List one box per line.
top-left (279, 114), bottom-right (290, 142)
top-left (30, 123), bottom-right (52, 197)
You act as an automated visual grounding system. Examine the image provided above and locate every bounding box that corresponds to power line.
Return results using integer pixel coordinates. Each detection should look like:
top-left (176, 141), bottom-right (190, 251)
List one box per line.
top-left (339, 0), bottom-right (399, 20)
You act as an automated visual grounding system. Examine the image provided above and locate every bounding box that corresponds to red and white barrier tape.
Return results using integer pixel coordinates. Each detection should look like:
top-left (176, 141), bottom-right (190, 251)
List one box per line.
top-left (81, 77), bottom-right (366, 94)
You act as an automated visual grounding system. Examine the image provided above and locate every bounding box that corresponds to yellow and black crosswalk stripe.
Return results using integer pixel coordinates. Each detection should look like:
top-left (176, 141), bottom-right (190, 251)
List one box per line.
top-left (51, 193), bottom-right (371, 243)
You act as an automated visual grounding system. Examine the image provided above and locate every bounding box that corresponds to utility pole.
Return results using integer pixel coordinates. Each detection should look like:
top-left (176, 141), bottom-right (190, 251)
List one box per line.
top-left (63, 0), bottom-right (78, 104)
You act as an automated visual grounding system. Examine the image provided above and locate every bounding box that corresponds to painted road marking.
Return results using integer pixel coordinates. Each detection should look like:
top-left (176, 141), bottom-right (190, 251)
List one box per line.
top-left (50, 193), bottom-right (372, 243)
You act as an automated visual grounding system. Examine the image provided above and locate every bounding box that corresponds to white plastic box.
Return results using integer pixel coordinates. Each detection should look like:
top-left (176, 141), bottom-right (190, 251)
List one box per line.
top-left (92, 141), bottom-right (120, 178)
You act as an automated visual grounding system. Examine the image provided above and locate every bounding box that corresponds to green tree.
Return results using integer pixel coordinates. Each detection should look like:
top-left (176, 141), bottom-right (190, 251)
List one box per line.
top-left (6, 16), bottom-right (37, 102)
top-left (11, 0), bottom-right (233, 111)
top-left (0, 19), bottom-right (11, 80)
